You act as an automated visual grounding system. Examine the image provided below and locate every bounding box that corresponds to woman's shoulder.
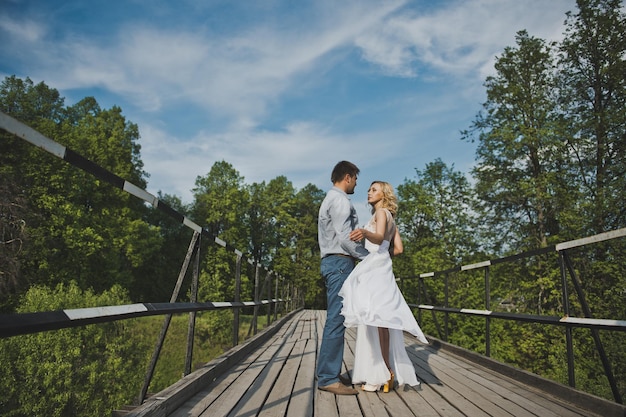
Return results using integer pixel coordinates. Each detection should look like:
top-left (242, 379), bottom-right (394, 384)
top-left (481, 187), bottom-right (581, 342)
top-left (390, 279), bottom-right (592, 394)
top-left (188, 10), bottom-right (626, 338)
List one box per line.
top-left (375, 207), bottom-right (393, 219)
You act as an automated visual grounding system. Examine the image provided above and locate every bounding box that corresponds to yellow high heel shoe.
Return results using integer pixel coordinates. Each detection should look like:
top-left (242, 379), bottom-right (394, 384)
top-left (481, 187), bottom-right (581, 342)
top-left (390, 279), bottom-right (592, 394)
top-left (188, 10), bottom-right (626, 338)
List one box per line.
top-left (383, 370), bottom-right (394, 393)
top-left (383, 371), bottom-right (394, 393)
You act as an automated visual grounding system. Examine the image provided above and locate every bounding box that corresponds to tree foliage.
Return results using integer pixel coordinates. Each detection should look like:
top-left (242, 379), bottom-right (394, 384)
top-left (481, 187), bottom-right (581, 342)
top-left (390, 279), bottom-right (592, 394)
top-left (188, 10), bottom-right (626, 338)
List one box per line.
top-left (428, 0), bottom-right (626, 402)
top-left (462, 31), bottom-right (567, 252)
top-left (0, 282), bottom-right (149, 417)
top-left (558, 0), bottom-right (626, 236)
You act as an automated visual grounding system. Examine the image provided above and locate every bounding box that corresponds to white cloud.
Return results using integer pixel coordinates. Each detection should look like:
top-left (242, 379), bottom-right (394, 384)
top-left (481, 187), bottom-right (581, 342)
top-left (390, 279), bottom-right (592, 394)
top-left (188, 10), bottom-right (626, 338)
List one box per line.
top-left (4, 0), bottom-right (572, 124)
top-left (5, 0), bottom-right (407, 125)
top-left (139, 118), bottom-right (391, 201)
top-left (355, 0), bottom-right (574, 80)
top-left (0, 15), bottom-right (45, 43)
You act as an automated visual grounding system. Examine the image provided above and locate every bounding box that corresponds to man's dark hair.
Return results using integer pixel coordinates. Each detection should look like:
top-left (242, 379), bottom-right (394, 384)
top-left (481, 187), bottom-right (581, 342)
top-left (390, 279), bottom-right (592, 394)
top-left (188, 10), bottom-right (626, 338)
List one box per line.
top-left (331, 160), bottom-right (360, 184)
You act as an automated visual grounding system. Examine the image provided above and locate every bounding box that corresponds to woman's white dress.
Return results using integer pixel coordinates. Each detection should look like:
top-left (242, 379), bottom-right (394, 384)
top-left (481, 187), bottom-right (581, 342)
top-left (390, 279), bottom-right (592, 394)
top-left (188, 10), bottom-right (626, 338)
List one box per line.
top-left (339, 209), bottom-right (428, 387)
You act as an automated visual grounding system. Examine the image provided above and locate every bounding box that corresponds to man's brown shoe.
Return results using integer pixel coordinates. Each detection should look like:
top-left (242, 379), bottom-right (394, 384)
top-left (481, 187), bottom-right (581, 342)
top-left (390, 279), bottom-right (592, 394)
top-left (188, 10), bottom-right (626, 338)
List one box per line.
top-left (338, 374), bottom-right (352, 386)
top-left (318, 382), bottom-right (359, 395)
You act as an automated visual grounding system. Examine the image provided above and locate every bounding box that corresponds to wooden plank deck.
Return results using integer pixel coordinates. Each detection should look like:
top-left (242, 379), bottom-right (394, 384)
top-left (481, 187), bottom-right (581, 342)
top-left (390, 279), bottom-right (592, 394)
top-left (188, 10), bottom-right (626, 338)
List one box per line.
top-left (124, 309), bottom-right (625, 417)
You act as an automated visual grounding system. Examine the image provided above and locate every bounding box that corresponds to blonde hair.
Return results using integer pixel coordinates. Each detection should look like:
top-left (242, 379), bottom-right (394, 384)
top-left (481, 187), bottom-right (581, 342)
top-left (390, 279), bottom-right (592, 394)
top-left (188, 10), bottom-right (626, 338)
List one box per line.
top-left (369, 181), bottom-right (398, 217)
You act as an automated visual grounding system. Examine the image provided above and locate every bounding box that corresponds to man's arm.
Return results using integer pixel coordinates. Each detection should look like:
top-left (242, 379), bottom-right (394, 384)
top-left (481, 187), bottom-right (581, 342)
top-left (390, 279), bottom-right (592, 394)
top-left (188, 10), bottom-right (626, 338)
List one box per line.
top-left (330, 197), bottom-right (369, 259)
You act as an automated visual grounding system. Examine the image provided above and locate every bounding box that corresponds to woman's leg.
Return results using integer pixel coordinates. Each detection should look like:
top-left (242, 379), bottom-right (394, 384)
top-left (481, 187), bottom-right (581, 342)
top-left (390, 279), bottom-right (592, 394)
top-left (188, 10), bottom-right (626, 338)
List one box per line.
top-left (378, 327), bottom-right (390, 370)
top-left (378, 327), bottom-right (395, 392)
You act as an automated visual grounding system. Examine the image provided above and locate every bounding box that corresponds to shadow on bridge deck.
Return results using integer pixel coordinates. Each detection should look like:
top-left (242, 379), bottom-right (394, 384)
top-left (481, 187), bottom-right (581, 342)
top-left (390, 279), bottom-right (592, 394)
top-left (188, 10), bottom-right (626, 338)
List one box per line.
top-left (118, 309), bottom-right (624, 417)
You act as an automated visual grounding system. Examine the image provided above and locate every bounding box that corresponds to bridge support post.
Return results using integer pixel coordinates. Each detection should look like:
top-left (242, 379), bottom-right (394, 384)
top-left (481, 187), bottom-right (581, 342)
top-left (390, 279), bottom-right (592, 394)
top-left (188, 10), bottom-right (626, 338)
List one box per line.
top-left (484, 266), bottom-right (491, 357)
top-left (136, 231), bottom-right (200, 405)
top-left (559, 251), bottom-right (576, 388)
top-left (233, 254), bottom-right (242, 346)
top-left (184, 235), bottom-right (201, 375)
top-left (561, 251), bottom-right (623, 404)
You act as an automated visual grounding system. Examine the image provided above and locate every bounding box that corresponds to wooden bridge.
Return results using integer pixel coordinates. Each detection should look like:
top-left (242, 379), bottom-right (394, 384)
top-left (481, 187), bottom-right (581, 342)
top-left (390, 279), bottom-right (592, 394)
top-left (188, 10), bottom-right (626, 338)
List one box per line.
top-left (118, 309), bottom-right (624, 417)
top-left (2, 112), bottom-right (625, 417)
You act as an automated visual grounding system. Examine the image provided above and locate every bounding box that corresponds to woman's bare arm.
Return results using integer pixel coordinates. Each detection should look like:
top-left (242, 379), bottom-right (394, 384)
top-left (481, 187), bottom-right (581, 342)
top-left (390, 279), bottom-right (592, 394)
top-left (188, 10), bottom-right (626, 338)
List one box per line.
top-left (392, 228), bottom-right (403, 256)
top-left (349, 208), bottom-right (386, 244)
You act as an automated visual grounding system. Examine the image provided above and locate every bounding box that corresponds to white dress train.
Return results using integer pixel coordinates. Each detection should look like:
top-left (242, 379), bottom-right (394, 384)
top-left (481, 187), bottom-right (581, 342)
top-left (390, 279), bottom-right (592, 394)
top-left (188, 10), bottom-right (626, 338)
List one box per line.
top-left (339, 210), bottom-right (428, 387)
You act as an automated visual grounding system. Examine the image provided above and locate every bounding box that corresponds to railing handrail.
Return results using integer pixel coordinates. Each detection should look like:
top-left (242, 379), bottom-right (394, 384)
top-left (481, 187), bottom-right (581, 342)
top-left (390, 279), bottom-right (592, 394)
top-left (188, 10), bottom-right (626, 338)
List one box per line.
top-left (408, 304), bottom-right (626, 331)
top-left (0, 298), bottom-right (286, 339)
top-left (1, 110), bottom-right (305, 408)
top-left (402, 227), bottom-right (626, 279)
top-left (402, 226), bottom-right (626, 404)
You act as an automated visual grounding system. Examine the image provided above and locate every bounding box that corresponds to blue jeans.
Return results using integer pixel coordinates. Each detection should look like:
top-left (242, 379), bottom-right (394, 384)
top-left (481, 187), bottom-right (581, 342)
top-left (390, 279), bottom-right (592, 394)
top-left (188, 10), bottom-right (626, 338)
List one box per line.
top-left (317, 255), bottom-right (355, 387)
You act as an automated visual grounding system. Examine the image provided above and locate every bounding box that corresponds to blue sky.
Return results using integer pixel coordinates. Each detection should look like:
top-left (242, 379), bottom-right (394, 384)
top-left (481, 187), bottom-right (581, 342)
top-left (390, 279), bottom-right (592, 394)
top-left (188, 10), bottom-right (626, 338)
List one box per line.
top-left (1, 0), bottom-right (575, 221)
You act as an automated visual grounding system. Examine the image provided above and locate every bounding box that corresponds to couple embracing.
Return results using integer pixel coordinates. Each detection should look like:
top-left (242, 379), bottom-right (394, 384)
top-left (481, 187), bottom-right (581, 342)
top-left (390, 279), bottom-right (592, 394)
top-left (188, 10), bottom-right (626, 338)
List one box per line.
top-left (316, 160), bottom-right (428, 395)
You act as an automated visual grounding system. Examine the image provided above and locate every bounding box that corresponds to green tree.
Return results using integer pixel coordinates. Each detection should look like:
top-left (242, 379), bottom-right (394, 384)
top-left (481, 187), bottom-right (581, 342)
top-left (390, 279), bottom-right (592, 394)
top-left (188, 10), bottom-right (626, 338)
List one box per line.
top-left (191, 161), bottom-right (250, 302)
top-left (395, 159), bottom-right (479, 342)
top-left (246, 179), bottom-right (323, 307)
top-left (558, 0), bottom-right (626, 236)
top-left (246, 181), bottom-right (275, 266)
top-left (455, 28), bottom-right (577, 390)
top-left (0, 75), bottom-right (65, 126)
top-left (397, 159), bottom-right (478, 272)
top-left (0, 75), bottom-right (163, 307)
top-left (462, 31), bottom-right (567, 253)
top-left (0, 76), bottom-right (67, 310)
top-left (290, 183), bottom-right (325, 307)
top-left (23, 99), bottom-right (158, 293)
top-left (260, 176), bottom-right (297, 269)
top-left (0, 282), bottom-right (149, 417)
top-left (0, 158), bottom-right (28, 310)
top-left (137, 192), bottom-right (193, 302)
top-left (557, 0), bottom-right (626, 401)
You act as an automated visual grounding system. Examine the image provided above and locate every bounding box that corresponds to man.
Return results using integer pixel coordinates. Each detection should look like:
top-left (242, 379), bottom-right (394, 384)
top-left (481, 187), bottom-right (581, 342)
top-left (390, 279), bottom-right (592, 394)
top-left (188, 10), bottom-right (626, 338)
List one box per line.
top-left (317, 160), bottom-right (369, 395)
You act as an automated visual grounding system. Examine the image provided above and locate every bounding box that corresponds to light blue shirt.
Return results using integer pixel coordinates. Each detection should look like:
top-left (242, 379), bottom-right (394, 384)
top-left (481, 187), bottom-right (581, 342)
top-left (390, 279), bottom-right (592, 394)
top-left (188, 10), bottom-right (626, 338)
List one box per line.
top-left (318, 186), bottom-right (369, 260)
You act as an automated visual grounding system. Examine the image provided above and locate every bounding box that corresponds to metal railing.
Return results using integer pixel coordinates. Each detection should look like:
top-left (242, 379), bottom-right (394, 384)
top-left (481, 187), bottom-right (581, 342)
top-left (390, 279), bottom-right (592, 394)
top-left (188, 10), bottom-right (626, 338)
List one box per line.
top-left (0, 111), bottom-right (304, 406)
top-left (0, 232), bottom-right (302, 404)
top-left (402, 227), bottom-right (626, 404)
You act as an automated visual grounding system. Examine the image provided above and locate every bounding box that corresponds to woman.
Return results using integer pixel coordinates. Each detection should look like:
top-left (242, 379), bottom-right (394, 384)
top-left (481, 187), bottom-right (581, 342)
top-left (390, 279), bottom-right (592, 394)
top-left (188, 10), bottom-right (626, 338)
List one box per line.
top-left (339, 181), bottom-right (428, 392)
